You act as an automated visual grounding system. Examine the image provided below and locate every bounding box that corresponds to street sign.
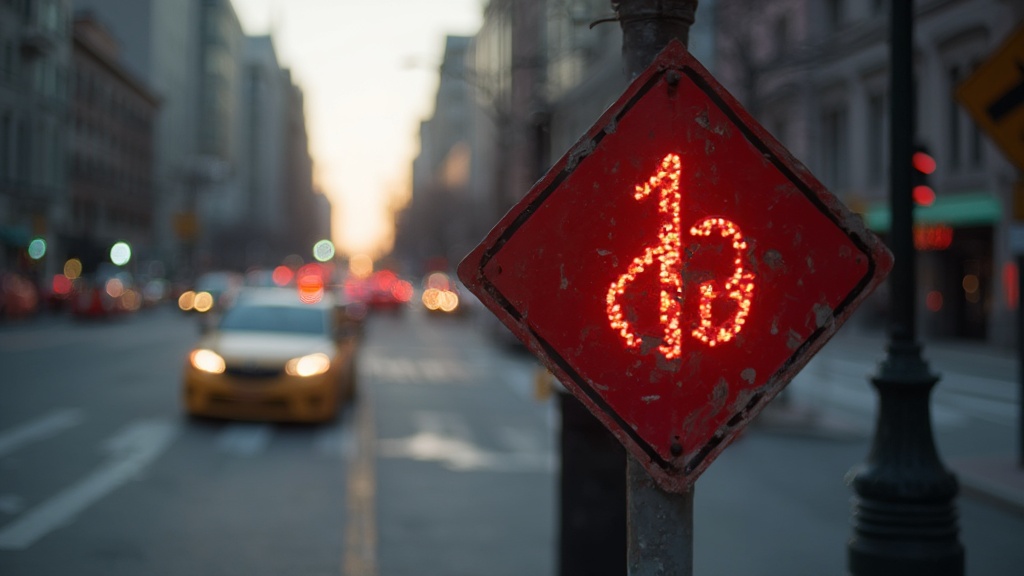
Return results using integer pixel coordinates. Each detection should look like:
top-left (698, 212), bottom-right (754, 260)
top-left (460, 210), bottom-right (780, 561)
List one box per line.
top-left (956, 22), bottom-right (1024, 171)
top-left (458, 41), bottom-right (893, 492)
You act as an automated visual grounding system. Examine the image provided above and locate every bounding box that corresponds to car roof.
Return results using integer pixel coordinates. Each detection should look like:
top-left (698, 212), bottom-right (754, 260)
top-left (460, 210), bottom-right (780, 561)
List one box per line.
top-left (232, 287), bottom-right (336, 309)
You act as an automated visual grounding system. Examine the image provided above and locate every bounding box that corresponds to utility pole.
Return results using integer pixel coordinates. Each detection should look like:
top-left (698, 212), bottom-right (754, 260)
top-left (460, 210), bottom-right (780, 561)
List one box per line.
top-left (847, 3), bottom-right (964, 574)
top-left (616, 2), bottom-right (698, 574)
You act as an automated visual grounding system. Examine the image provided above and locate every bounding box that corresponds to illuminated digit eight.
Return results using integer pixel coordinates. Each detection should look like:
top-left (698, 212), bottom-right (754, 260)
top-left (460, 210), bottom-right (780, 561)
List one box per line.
top-left (605, 154), bottom-right (755, 358)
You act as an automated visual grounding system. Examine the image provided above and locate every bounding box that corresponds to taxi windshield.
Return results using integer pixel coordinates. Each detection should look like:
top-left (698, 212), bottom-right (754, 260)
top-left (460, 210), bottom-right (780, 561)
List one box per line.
top-left (219, 304), bottom-right (327, 336)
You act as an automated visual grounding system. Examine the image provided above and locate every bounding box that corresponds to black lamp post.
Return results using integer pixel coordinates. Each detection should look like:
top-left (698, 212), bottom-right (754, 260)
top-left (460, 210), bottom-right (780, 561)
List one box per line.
top-left (847, 3), bottom-right (964, 574)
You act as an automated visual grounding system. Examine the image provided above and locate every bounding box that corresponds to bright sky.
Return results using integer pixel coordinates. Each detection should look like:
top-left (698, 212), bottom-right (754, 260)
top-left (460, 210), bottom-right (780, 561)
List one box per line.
top-left (230, 0), bottom-right (484, 258)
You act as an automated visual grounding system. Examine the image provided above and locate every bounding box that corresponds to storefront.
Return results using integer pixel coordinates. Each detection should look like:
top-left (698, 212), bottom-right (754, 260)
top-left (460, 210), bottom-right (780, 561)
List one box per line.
top-left (866, 192), bottom-right (1001, 341)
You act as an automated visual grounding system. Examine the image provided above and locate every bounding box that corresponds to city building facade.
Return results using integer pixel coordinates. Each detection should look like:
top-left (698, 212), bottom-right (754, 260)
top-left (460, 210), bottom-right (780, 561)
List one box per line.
top-left (0, 0), bottom-right (72, 281)
top-left (714, 0), bottom-right (1022, 344)
top-left (67, 13), bottom-right (159, 273)
top-left (73, 0), bottom-right (200, 278)
top-left (400, 35), bottom-right (475, 273)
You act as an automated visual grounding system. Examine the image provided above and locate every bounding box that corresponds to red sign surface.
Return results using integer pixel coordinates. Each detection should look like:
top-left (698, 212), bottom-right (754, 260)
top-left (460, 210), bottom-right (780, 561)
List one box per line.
top-left (458, 41), bottom-right (893, 492)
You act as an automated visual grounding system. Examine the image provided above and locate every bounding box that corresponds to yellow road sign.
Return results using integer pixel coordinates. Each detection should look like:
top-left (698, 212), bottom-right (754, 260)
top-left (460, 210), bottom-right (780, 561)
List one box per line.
top-left (956, 22), bottom-right (1024, 171)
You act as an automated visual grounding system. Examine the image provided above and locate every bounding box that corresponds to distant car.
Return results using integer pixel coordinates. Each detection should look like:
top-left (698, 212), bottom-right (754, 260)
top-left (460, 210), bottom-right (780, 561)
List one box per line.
top-left (344, 270), bottom-right (412, 312)
top-left (420, 271), bottom-right (466, 315)
top-left (178, 271), bottom-right (243, 315)
top-left (182, 288), bottom-right (359, 423)
top-left (71, 266), bottom-right (139, 319)
top-left (0, 272), bottom-right (39, 320)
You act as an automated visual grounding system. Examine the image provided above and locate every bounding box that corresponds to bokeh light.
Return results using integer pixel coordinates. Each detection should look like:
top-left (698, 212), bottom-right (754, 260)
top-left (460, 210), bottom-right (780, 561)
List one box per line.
top-left (297, 263), bottom-right (325, 304)
top-left (178, 290), bottom-right (196, 311)
top-left (105, 278), bottom-right (124, 298)
top-left (272, 265), bottom-right (294, 286)
top-left (313, 239), bottom-right (335, 263)
top-left (28, 237), bottom-right (47, 260)
top-left (64, 258), bottom-right (83, 280)
top-left (52, 274), bottom-right (73, 295)
top-left (110, 241), bottom-right (132, 266)
top-left (349, 254), bottom-right (373, 278)
top-left (193, 291), bottom-right (214, 313)
top-left (391, 279), bottom-right (414, 303)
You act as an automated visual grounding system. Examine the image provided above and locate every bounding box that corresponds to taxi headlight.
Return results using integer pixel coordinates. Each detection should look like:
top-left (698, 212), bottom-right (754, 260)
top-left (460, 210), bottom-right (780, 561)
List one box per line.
top-left (190, 349), bottom-right (226, 374)
top-left (285, 353), bottom-right (331, 377)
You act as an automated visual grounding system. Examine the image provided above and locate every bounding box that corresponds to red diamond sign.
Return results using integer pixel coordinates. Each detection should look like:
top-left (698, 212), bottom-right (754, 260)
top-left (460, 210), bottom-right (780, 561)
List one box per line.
top-left (458, 41), bottom-right (893, 493)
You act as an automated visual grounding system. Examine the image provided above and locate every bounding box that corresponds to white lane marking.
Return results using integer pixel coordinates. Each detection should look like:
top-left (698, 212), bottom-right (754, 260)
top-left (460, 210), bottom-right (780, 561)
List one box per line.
top-left (0, 419), bottom-right (179, 550)
top-left (343, 393), bottom-right (377, 575)
top-left (0, 409), bottom-right (85, 459)
top-left (378, 411), bottom-right (553, 473)
top-left (216, 423), bottom-right (271, 456)
top-left (362, 355), bottom-right (473, 384)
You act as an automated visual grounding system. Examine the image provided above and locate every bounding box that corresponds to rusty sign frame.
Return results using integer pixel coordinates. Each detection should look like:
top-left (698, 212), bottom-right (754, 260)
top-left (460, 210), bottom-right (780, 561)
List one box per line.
top-left (459, 41), bottom-right (892, 493)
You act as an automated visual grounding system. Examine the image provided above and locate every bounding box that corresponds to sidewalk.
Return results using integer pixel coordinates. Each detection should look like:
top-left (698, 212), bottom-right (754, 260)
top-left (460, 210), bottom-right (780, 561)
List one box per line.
top-left (757, 324), bottom-right (1024, 516)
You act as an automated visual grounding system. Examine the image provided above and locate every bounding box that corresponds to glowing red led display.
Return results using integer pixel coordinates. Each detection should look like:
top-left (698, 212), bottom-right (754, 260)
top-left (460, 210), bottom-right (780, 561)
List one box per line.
top-left (458, 41), bottom-right (892, 492)
top-left (606, 154), bottom-right (755, 358)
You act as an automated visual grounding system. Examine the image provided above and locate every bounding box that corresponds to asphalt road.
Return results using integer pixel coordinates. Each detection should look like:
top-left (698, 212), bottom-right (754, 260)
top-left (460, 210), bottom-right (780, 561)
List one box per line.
top-left (0, 307), bottom-right (351, 576)
top-left (2, 302), bottom-right (1023, 575)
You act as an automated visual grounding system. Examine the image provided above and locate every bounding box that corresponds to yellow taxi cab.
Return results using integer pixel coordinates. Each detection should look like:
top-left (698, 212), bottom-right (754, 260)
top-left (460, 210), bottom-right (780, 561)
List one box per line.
top-left (182, 287), bottom-right (359, 423)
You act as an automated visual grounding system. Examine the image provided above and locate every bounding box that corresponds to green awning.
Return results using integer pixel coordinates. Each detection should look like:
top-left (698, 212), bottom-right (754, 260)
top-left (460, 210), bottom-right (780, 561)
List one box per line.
top-left (864, 191), bottom-right (1002, 232)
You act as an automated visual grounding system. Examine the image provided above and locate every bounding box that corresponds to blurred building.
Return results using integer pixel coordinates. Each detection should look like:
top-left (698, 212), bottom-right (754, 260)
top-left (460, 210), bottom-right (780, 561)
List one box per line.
top-left (283, 70), bottom-right (330, 258)
top-left (72, 0), bottom-right (200, 277)
top-left (189, 0), bottom-right (245, 272)
top-left (470, 0), bottom-right (546, 228)
top-left (67, 13), bottom-right (159, 273)
top-left (235, 34), bottom-right (287, 266)
top-left (714, 0), bottom-right (1021, 343)
top-left (396, 0), bottom-right (718, 275)
top-left (72, 0), bottom-right (319, 278)
top-left (399, 35), bottom-right (475, 273)
top-left (0, 0), bottom-right (72, 281)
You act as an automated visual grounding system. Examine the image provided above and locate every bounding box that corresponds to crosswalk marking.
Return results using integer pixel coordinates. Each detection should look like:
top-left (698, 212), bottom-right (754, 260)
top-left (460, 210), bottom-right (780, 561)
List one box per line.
top-left (0, 409), bottom-right (85, 459)
top-left (0, 419), bottom-right (179, 550)
top-left (377, 411), bottom-right (554, 473)
top-left (361, 355), bottom-right (473, 384)
top-left (0, 408), bottom-right (366, 550)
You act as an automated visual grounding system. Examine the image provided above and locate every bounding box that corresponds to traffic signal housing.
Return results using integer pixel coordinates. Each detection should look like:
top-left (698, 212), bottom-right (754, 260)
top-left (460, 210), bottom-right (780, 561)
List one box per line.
top-left (912, 146), bottom-right (936, 206)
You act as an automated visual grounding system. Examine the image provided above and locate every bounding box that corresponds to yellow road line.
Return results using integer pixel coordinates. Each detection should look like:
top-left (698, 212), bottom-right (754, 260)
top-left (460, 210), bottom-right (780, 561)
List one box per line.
top-left (343, 387), bottom-right (377, 576)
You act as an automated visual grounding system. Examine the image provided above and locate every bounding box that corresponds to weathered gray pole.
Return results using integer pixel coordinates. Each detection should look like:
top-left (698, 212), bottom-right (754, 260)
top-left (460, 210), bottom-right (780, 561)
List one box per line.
top-left (616, 2), bottom-right (698, 574)
top-left (847, 2), bottom-right (964, 574)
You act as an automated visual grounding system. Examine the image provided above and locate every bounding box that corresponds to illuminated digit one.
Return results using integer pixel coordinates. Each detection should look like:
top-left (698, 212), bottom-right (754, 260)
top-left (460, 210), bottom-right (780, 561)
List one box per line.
top-left (605, 154), bottom-right (756, 358)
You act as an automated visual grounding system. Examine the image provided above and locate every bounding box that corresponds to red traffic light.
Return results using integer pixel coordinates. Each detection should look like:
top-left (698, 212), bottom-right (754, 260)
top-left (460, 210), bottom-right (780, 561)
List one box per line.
top-left (912, 150), bottom-right (936, 174)
top-left (913, 185), bottom-right (936, 206)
